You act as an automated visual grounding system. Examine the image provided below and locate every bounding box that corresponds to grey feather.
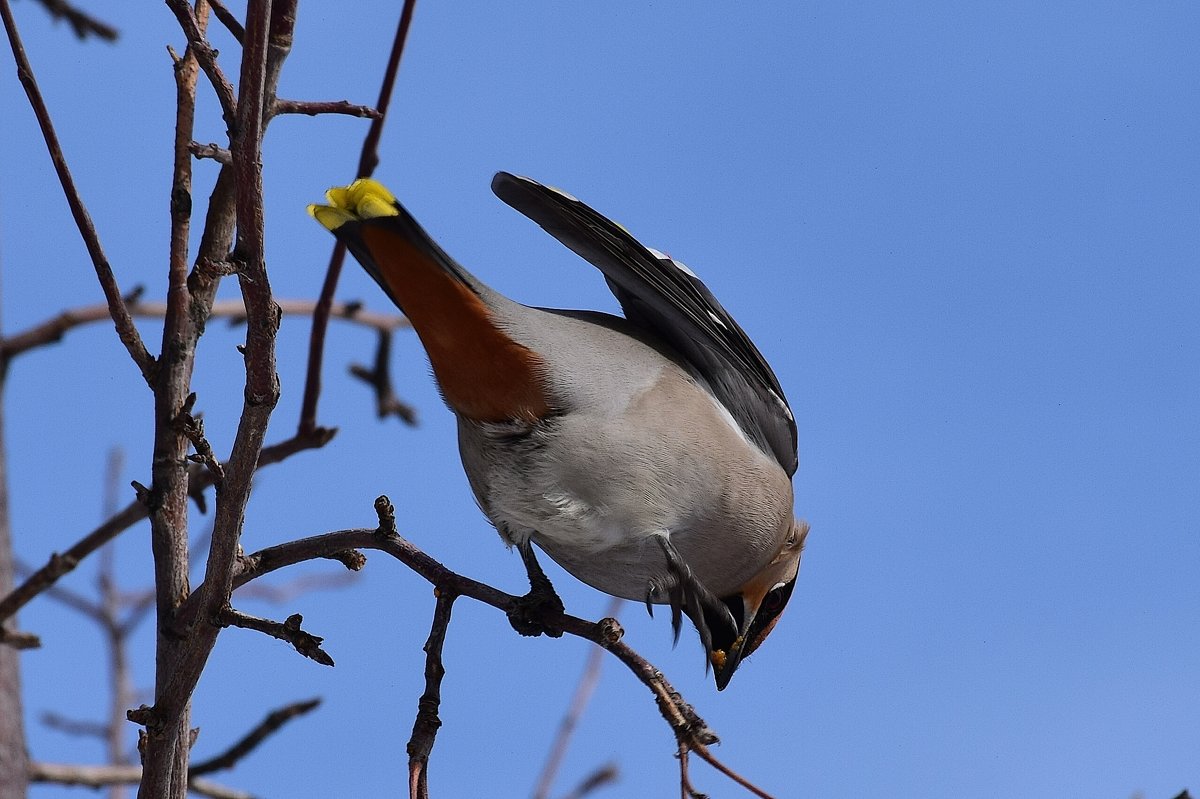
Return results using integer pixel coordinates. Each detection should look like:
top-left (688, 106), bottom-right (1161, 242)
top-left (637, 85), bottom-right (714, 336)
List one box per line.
top-left (491, 172), bottom-right (798, 476)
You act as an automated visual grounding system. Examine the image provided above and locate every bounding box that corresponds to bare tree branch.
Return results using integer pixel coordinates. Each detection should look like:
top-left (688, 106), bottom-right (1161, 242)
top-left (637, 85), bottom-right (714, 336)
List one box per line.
top-left (218, 609), bottom-right (334, 666)
top-left (177, 394), bottom-right (225, 484)
top-left (13, 561), bottom-right (104, 623)
top-left (206, 0), bottom-right (243, 44)
top-left (188, 141), bottom-right (232, 164)
top-left (678, 744), bottom-right (699, 799)
top-left (0, 306), bottom-right (27, 795)
top-left (1, 0), bottom-right (155, 386)
top-left (164, 0), bottom-right (237, 132)
top-left (190, 699), bottom-right (321, 776)
top-left (272, 99), bottom-right (381, 119)
top-left (0, 500), bottom-right (146, 627)
top-left (232, 570), bottom-right (359, 603)
top-left (29, 0), bottom-right (117, 41)
top-left (689, 745), bottom-right (776, 799)
top-left (297, 0), bottom-right (418, 436)
top-left (349, 330), bottom-right (418, 425)
top-left (0, 628), bottom-right (37, 649)
top-left (137, 6), bottom-right (221, 794)
top-left (99, 448), bottom-right (134, 799)
top-left (533, 598), bottom-right (622, 799)
top-left (29, 762), bottom-right (253, 799)
top-left (406, 591), bottom-right (454, 799)
top-left (171, 498), bottom-right (775, 799)
top-left (39, 712), bottom-right (107, 739)
top-left (0, 427), bottom-right (335, 630)
top-left (556, 763), bottom-right (619, 799)
top-left (139, 6), bottom-right (291, 794)
top-left (0, 297), bottom-right (408, 360)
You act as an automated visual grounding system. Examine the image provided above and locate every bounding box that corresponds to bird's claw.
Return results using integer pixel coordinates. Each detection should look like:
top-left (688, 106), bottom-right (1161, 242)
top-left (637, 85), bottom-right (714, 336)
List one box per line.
top-left (651, 537), bottom-right (737, 668)
top-left (507, 582), bottom-right (565, 638)
top-left (509, 539), bottom-right (565, 638)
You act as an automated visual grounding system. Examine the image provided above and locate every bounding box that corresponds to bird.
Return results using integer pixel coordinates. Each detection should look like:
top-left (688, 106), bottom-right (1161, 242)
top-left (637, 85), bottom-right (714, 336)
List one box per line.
top-left (309, 174), bottom-right (807, 689)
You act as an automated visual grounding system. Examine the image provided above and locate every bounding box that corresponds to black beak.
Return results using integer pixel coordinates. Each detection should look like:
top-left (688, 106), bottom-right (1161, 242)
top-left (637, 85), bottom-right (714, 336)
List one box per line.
top-left (705, 596), bottom-right (746, 691)
top-left (710, 577), bottom-right (798, 690)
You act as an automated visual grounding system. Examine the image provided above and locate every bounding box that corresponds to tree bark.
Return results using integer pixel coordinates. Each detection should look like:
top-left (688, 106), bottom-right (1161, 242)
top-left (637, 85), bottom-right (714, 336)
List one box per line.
top-left (0, 351), bottom-right (30, 799)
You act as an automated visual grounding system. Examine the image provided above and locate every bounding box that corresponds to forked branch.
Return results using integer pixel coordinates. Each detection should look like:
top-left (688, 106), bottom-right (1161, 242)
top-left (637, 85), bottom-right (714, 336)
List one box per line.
top-left (173, 496), bottom-right (777, 799)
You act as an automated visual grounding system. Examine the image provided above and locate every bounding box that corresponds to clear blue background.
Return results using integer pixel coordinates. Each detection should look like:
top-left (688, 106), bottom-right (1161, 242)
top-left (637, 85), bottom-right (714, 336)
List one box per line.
top-left (2, 2), bottom-right (1197, 797)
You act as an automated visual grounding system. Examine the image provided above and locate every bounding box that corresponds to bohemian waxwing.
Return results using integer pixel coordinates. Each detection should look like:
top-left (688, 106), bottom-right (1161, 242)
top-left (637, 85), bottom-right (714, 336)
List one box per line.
top-left (309, 174), bottom-right (808, 689)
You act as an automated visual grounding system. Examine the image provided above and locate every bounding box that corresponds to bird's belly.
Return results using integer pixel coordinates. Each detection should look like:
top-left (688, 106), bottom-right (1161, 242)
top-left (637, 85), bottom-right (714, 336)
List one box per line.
top-left (523, 473), bottom-right (786, 602)
top-left (458, 397), bottom-right (793, 602)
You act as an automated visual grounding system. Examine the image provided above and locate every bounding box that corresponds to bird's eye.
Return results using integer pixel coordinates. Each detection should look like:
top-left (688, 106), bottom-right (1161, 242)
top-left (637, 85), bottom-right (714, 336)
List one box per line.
top-left (762, 588), bottom-right (784, 612)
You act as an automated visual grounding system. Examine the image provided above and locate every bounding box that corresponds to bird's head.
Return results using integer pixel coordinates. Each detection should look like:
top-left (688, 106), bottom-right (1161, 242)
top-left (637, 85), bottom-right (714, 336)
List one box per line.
top-left (705, 518), bottom-right (809, 690)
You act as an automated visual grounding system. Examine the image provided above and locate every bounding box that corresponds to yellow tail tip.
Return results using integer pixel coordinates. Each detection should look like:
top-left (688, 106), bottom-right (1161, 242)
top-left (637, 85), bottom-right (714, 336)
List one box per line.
top-left (308, 178), bottom-right (399, 231)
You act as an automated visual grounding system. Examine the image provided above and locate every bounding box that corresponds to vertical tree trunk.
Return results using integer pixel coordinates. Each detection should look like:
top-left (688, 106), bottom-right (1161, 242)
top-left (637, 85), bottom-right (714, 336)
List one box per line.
top-left (0, 351), bottom-right (30, 799)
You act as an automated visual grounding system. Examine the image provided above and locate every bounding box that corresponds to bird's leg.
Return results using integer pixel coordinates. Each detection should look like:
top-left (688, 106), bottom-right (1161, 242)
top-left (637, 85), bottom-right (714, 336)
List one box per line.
top-left (506, 538), bottom-right (565, 638)
top-left (651, 536), bottom-right (737, 665)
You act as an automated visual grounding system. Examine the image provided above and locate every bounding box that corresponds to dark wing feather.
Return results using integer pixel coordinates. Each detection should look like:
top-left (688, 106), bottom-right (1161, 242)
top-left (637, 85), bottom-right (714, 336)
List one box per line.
top-left (491, 172), bottom-right (797, 476)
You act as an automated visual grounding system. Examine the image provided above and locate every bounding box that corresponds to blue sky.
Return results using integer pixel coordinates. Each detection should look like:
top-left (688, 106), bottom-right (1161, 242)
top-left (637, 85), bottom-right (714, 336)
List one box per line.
top-left (2, 2), bottom-right (1197, 798)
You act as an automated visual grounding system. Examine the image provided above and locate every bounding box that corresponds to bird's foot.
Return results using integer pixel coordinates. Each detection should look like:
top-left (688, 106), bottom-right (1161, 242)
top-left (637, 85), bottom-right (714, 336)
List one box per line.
top-left (507, 579), bottom-right (565, 638)
top-left (507, 540), bottom-right (565, 638)
top-left (650, 536), bottom-right (737, 665)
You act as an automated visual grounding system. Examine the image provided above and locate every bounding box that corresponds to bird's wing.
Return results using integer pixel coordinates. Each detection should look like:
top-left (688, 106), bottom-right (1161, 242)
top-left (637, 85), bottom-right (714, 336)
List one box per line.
top-left (491, 172), bottom-right (797, 476)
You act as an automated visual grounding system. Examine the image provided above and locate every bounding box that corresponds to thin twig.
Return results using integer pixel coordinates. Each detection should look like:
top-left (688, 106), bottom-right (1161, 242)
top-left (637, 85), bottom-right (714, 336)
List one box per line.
top-left (218, 608), bottom-right (334, 666)
top-left (0, 0), bottom-right (155, 386)
top-left (177, 394), bottom-right (225, 483)
top-left (189, 141), bottom-right (232, 164)
top-left (190, 699), bottom-right (321, 776)
top-left (191, 0), bottom-right (281, 646)
top-left (0, 628), bottom-right (38, 649)
top-left (690, 746), bottom-right (776, 799)
top-left (679, 745), bottom-right (699, 799)
top-left (406, 590), bottom-right (455, 799)
top-left (116, 591), bottom-right (156, 636)
top-left (0, 428), bottom-right (335, 633)
top-left (207, 0), bottom-right (243, 43)
top-left (99, 448), bottom-right (133, 799)
top-left (533, 597), bottom-right (622, 799)
top-left (43, 583), bottom-right (105, 620)
top-left (164, 0), bottom-right (237, 132)
top-left (0, 500), bottom-right (147, 625)
top-left (29, 0), bottom-right (117, 41)
top-left (356, 0), bottom-right (417, 178)
top-left (0, 297), bottom-right (408, 360)
top-left (232, 570), bottom-right (359, 603)
top-left (40, 712), bottom-right (107, 739)
top-left (348, 329), bottom-right (418, 424)
top-left (29, 763), bottom-right (253, 799)
top-left (556, 763), bottom-right (619, 799)
top-left (13, 561), bottom-right (104, 622)
top-left (297, 0), bottom-right (418, 436)
top-left (273, 99), bottom-right (381, 119)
